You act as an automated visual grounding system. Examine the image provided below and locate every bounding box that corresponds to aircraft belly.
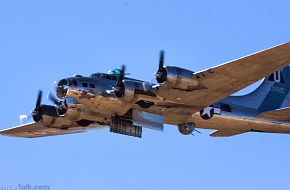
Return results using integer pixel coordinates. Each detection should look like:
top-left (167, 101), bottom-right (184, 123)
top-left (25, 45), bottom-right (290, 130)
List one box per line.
top-left (79, 98), bottom-right (132, 116)
top-left (66, 88), bottom-right (132, 116)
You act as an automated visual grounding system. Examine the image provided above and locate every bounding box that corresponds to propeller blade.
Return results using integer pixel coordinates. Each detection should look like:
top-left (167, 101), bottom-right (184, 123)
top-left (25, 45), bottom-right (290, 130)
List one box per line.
top-left (119, 64), bottom-right (126, 82)
top-left (159, 50), bottom-right (165, 70)
top-left (48, 91), bottom-right (61, 106)
top-left (113, 64), bottom-right (126, 98)
top-left (35, 90), bottom-right (43, 111)
top-left (47, 91), bottom-right (68, 113)
top-left (115, 65), bottom-right (126, 87)
top-left (155, 50), bottom-right (167, 83)
top-left (32, 90), bottom-right (43, 122)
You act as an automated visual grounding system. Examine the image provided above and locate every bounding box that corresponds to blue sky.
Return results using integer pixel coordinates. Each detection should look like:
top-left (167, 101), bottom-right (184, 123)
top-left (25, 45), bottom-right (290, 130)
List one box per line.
top-left (0, 0), bottom-right (290, 189)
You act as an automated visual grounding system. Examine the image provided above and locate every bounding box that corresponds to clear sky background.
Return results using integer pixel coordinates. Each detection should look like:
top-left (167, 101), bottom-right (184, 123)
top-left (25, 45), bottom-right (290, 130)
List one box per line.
top-left (0, 0), bottom-right (290, 189)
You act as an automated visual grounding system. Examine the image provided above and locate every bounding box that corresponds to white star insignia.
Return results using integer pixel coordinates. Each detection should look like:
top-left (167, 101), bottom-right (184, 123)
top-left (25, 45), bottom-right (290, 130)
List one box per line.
top-left (202, 107), bottom-right (213, 117)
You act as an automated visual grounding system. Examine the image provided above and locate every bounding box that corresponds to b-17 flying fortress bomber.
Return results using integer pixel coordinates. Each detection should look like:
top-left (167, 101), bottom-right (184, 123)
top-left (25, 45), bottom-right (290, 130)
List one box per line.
top-left (2, 43), bottom-right (290, 138)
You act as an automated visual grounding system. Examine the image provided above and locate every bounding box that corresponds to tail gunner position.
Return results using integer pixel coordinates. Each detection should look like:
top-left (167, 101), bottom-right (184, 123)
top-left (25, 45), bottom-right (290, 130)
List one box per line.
top-left (2, 43), bottom-right (290, 138)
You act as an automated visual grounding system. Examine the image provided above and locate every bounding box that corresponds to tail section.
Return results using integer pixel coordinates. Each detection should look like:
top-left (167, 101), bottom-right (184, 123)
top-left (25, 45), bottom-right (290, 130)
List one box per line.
top-left (223, 66), bottom-right (290, 112)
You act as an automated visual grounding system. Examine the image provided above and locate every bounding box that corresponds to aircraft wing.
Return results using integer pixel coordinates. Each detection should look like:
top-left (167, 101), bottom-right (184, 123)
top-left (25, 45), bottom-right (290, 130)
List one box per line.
top-left (156, 43), bottom-right (290, 110)
top-left (256, 107), bottom-right (290, 121)
top-left (0, 122), bottom-right (105, 138)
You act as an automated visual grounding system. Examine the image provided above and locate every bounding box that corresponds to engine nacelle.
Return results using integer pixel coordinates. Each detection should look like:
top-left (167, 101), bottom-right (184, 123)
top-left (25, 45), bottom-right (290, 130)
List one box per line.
top-left (156, 66), bottom-right (199, 90)
top-left (115, 80), bottom-right (136, 102)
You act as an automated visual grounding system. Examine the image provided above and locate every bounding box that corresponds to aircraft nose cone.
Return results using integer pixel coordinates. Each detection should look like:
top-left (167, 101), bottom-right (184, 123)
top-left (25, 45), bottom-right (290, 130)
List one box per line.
top-left (55, 79), bottom-right (70, 99)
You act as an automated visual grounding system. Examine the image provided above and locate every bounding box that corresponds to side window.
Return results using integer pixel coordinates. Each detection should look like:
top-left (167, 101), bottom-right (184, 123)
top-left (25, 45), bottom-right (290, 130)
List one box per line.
top-left (72, 80), bottom-right (77, 86)
top-left (82, 83), bottom-right (88, 87)
top-left (89, 84), bottom-right (95, 88)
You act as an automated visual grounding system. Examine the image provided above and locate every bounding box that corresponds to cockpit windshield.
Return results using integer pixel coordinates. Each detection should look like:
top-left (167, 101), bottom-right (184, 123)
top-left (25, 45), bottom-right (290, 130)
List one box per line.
top-left (91, 73), bottom-right (102, 78)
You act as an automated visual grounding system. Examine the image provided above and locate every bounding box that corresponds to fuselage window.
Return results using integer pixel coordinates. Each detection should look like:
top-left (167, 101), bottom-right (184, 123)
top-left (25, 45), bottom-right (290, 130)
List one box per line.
top-left (82, 83), bottom-right (88, 87)
top-left (89, 84), bottom-right (95, 88)
top-left (99, 74), bottom-right (117, 81)
top-left (72, 80), bottom-right (77, 86)
top-left (105, 75), bottom-right (111, 80)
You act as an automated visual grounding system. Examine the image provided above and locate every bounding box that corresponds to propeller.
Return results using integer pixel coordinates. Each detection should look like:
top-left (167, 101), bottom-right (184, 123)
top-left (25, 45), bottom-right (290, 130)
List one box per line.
top-left (155, 50), bottom-right (167, 83)
top-left (48, 91), bottom-right (62, 107)
top-left (31, 90), bottom-right (43, 122)
top-left (159, 50), bottom-right (165, 71)
top-left (117, 65), bottom-right (126, 85)
top-left (113, 65), bottom-right (126, 98)
top-left (48, 91), bottom-right (67, 114)
top-left (23, 90), bottom-right (67, 124)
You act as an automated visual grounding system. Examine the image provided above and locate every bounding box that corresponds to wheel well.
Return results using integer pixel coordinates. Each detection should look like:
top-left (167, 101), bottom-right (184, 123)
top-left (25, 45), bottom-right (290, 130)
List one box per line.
top-left (76, 119), bottom-right (94, 127)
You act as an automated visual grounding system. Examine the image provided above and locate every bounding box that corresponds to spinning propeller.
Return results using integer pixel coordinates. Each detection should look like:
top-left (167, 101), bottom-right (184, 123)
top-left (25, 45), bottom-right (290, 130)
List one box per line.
top-left (31, 90), bottom-right (43, 122)
top-left (113, 65), bottom-right (126, 98)
top-left (48, 91), bottom-right (66, 108)
top-left (19, 91), bottom-right (43, 123)
top-left (20, 90), bottom-right (67, 124)
top-left (48, 91), bottom-right (67, 115)
top-left (155, 50), bottom-right (167, 83)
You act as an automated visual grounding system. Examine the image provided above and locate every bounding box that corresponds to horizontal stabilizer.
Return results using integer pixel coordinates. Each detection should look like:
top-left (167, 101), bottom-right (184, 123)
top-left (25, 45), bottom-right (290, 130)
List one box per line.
top-left (257, 107), bottom-right (290, 121)
top-left (210, 130), bottom-right (247, 137)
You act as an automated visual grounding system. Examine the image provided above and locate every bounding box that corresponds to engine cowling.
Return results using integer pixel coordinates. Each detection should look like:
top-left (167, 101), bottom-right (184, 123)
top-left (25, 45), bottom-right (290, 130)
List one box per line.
top-left (114, 80), bottom-right (136, 102)
top-left (156, 66), bottom-right (199, 90)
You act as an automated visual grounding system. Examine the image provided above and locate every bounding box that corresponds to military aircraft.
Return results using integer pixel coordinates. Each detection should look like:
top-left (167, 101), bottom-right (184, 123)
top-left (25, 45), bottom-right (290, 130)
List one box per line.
top-left (2, 43), bottom-right (290, 138)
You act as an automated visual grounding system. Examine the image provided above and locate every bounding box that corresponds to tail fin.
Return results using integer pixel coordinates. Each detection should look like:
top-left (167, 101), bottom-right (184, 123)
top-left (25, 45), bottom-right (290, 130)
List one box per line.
top-left (223, 66), bottom-right (290, 112)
